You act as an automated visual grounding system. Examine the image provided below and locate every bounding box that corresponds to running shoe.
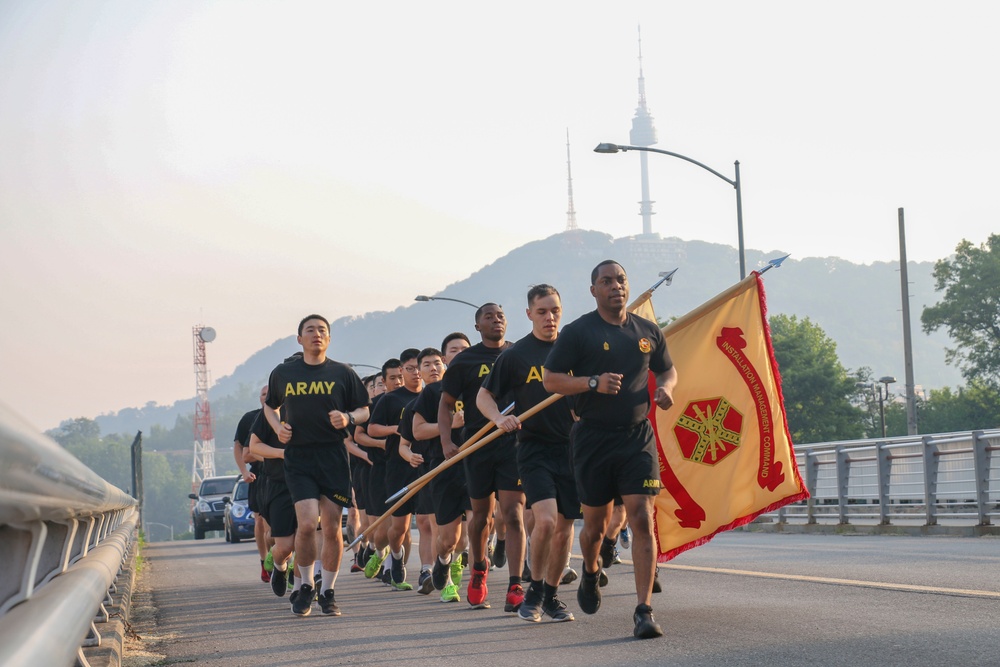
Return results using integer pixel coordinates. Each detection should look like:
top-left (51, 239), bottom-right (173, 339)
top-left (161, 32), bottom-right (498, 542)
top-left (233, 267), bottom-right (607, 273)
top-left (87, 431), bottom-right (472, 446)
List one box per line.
top-left (263, 551), bottom-right (274, 572)
top-left (633, 603), bottom-right (663, 639)
top-left (390, 553), bottom-right (407, 588)
top-left (440, 583), bottom-right (460, 603)
top-left (380, 568), bottom-right (392, 585)
top-left (432, 557), bottom-right (451, 590)
top-left (561, 567), bottom-right (578, 585)
top-left (517, 585), bottom-right (543, 622)
top-left (542, 595), bottom-right (575, 622)
top-left (467, 562), bottom-right (490, 608)
top-left (504, 583), bottom-right (524, 612)
top-left (493, 539), bottom-right (507, 569)
top-left (364, 548), bottom-right (386, 579)
top-left (291, 583), bottom-right (314, 616)
top-left (288, 571), bottom-right (295, 592)
top-left (260, 562), bottom-right (270, 583)
top-left (577, 570), bottom-right (601, 615)
top-left (652, 567), bottom-right (662, 594)
top-left (270, 566), bottom-right (287, 598)
top-left (599, 569), bottom-right (608, 588)
top-left (318, 589), bottom-right (341, 616)
top-left (521, 560), bottom-right (532, 582)
top-left (600, 538), bottom-right (616, 569)
top-left (350, 560), bottom-right (365, 574)
top-left (619, 525), bottom-right (631, 549)
top-left (418, 569), bottom-right (434, 595)
top-left (450, 556), bottom-right (464, 588)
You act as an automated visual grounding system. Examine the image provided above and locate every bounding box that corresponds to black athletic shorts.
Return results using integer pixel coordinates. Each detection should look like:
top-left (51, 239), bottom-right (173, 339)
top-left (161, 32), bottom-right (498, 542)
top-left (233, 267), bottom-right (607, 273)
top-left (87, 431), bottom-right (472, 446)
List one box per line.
top-left (247, 477), bottom-right (262, 514)
top-left (570, 420), bottom-right (661, 507)
top-left (415, 466), bottom-right (435, 516)
top-left (463, 433), bottom-right (521, 500)
top-left (429, 457), bottom-right (470, 526)
top-left (283, 445), bottom-right (353, 508)
top-left (386, 456), bottom-right (421, 518)
top-left (352, 460), bottom-right (369, 512)
top-left (365, 460), bottom-right (388, 516)
top-left (517, 440), bottom-right (581, 520)
top-left (263, 478), bottom-right (297, 538)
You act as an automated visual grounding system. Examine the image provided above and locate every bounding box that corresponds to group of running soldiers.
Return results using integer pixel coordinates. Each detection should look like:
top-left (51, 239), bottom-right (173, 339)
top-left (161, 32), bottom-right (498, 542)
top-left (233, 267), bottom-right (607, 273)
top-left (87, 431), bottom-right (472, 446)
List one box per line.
top-left (231, 259), bottom-right (676, 640)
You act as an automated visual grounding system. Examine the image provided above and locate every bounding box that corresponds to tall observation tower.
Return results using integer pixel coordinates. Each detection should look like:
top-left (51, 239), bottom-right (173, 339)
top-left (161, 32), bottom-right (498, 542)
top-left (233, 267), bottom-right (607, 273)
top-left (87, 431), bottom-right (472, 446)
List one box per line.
top-left (630, 27), bottom-right (659, 236)
top-left (565, 129), bottom-right (578, 232)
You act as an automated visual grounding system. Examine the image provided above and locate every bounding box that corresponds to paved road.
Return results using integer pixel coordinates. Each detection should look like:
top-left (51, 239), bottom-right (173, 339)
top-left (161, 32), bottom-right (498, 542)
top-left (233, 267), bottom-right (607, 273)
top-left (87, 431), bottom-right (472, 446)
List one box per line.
top-left (135, 530), bottom-right (1000, 667)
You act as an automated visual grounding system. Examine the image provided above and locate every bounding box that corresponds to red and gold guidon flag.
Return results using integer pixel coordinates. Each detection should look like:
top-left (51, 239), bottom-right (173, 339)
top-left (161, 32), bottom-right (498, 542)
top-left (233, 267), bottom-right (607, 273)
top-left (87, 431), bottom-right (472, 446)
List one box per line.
top-left (633, 272), bottom-right (808, 562)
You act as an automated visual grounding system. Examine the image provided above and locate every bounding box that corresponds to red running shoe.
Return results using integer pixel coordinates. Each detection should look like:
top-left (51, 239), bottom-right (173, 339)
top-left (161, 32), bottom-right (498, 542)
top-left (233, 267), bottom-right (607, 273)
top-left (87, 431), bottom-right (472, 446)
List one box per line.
top-left (504, 583), bottom-right (524, 612)
top-left (467, 562), bottom-right (490, 609)
top-left (260, 564), bottom-right (270, 583)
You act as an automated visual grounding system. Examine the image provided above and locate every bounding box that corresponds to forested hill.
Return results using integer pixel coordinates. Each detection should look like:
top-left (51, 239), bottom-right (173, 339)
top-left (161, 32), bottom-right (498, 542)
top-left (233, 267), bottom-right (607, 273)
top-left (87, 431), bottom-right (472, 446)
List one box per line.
top-left (91, 230), bottom-right (960, 436)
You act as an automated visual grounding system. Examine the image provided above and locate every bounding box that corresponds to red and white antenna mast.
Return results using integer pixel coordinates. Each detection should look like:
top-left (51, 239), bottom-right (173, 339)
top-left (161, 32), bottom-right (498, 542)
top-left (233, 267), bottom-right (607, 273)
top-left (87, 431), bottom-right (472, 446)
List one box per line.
top-left (191, 325), bottom-right (217, 496)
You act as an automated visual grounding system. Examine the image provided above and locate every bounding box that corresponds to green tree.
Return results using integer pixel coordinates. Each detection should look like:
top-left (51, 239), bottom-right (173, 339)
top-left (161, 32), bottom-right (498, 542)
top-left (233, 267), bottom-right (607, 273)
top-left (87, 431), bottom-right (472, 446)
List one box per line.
top-left (49, 418), bottom-right (132, 490)
top-left (921, 234), bottom-right (1000, 388)
top-left (769, 314), bottom-right (865, 443)
top-left (893, 382), bottom-right (1000, 433)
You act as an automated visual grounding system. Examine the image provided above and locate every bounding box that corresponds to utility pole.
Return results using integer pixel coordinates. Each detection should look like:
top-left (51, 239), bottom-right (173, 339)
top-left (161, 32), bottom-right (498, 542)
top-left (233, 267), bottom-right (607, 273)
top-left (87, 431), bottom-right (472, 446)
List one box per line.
top-left (897, 209), bottom-right (918, 435)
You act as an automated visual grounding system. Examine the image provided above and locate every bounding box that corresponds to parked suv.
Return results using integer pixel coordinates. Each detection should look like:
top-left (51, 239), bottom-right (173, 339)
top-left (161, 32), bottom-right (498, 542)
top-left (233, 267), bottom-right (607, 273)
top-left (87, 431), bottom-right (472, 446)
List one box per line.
top-left (189, 475), bottom-right (240, 539)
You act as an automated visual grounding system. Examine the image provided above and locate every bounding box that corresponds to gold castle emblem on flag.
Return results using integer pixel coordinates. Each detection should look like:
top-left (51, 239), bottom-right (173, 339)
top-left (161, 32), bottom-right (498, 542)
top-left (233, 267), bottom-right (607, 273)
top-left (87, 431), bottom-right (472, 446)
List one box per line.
top-left (673, 397), bottom-right (743, 466)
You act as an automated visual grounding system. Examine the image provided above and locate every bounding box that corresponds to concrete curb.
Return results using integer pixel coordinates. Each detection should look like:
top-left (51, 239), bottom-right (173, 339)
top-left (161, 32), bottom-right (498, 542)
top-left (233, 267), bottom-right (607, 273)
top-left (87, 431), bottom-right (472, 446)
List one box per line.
top-left (81, 538), bottom-right (138, 667)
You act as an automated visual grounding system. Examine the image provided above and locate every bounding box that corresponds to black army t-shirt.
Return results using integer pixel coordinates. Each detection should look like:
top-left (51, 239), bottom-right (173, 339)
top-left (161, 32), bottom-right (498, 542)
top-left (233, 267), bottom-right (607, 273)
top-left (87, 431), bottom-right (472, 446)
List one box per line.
top-left (370, 386), bottom-right (421, 462)
top-left (264, 357), bottom-right (369, 448)
top-left (440, 342), bottom-right (510, 435)
top-left (235, 408), bottom-right (264, 475)
top-left (545, 310), bottom-right (672, 427)
top-left (250, 411), bottom-right (286, 483)
top-left (482, 333), bottom-right (573, 446)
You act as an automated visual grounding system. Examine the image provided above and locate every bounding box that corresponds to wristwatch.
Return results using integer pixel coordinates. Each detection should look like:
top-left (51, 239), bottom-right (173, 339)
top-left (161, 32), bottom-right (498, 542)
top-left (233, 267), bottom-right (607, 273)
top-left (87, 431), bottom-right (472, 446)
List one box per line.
top-left (347, 412), bottom-right (356, 427)
top-left (588, 375), bottom-right (600, 392)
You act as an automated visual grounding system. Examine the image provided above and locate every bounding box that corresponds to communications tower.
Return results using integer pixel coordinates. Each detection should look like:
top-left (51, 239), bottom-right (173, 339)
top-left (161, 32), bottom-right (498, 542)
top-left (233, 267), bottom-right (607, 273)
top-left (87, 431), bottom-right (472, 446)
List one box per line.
top-left (565, 129), bottom-right (578, 231)
top-left (191, 325), bottom-right (217, 496)
top-left (630, 26), bottom-right (659, 236)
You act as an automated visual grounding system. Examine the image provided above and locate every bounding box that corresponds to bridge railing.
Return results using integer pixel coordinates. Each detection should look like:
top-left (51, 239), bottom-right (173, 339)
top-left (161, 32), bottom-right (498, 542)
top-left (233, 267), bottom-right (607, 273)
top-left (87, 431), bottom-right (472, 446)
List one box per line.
top-left (767, 428), bottom-right (1000, 526)
top-left (0, 401), bottom-right (138, 667)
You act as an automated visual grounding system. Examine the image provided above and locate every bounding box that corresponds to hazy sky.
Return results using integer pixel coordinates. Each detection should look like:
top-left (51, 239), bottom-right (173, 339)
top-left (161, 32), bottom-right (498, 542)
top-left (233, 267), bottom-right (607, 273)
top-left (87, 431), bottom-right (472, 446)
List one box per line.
top-left (1, 1), bottom-right (997, 431)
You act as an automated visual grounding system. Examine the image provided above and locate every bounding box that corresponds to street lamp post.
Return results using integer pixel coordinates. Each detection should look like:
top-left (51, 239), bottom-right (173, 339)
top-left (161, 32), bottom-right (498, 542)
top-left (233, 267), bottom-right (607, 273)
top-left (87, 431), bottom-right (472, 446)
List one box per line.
top-left (414, 295), bottom-right (479, 309)
top-left (595, 142), bottom-right (746, 280)
top-left (859, 377), bottom-right (897, 438)
top-left (145, 521), bottom-right (174, 541)
top-left (347, 363), bottom-right (381, 372)
top-left (877, 376), bottom-right (897, 438)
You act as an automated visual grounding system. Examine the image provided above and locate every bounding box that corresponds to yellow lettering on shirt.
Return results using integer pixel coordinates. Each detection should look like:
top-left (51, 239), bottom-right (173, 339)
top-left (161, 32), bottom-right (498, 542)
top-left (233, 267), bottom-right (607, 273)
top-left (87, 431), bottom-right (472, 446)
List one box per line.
top-left (456, 400), bottom-right (464, 412)
top-left (526, 366), bottom-right (544, 383)
top-left (284, 380), bottom-right (337, 396)
top-left (478, 364), bottom-right (492, 377)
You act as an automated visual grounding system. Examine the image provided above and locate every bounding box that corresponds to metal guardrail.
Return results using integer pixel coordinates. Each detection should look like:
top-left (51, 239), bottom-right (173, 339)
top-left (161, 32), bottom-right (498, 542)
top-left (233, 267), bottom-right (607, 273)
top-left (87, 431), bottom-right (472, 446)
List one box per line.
top-left (0, 401), bottom-right (138, 667)
top-left (767, 429), bottom-right (1000, 526)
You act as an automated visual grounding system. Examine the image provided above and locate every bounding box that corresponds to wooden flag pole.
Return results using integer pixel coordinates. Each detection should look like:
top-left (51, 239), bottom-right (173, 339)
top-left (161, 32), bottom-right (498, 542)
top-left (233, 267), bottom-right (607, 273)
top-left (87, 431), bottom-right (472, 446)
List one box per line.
top-left (348, 393), bottom-right (562, 550)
